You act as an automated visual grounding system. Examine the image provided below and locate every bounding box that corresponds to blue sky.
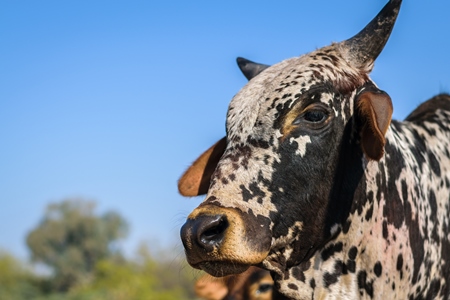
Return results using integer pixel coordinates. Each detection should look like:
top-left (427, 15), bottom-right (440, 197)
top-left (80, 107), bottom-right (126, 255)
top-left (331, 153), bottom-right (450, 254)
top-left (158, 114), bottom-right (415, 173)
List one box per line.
top-left (1, 0), bottom-right (449, 260)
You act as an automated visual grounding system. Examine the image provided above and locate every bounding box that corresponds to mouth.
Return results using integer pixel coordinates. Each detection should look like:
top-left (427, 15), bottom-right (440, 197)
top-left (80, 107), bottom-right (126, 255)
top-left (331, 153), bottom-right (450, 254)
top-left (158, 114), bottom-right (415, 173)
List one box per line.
top-left (193, 261), bottom-right (251, 277)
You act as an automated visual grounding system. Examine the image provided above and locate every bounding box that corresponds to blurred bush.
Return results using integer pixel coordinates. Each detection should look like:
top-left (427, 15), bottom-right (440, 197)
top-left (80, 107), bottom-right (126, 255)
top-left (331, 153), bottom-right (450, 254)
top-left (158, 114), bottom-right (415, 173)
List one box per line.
top-left (0, 251), bottom-right (42, 299)
top-left (0, 198), bottom-right (198, 299)
top-left (26, 199), bottom-right (129, 292)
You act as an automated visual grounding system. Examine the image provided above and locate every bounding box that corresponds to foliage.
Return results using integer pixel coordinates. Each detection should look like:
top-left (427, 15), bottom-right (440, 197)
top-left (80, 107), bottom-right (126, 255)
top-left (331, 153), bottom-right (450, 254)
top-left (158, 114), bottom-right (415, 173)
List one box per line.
top-left (0, 251), bottom-right (42, 300)
top-left (35, 246), bottom-right (198, 300)
top-left (0, 247), bottom-right (198, 300)
top-left (26, 199), bottom-right (129, 292)
top-left (70, 259), bottom-right (176, 299)
top-left (67, 243), bottom-right (197, 299)
top-left (2, 198), bottom-right (199, 299)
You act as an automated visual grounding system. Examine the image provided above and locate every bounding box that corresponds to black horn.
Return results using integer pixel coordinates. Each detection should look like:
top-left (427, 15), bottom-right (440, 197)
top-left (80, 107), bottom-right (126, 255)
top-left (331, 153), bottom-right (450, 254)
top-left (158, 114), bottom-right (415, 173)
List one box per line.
top-left (236, 57), bottom-right (270, 80)
top-left (339, 0), bottom-right (402, 70)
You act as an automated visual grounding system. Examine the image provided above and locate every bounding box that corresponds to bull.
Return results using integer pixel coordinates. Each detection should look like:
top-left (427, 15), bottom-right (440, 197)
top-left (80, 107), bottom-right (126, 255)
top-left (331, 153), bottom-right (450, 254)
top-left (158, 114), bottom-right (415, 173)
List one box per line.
top-left (179, 0), bottom-right (450, 298)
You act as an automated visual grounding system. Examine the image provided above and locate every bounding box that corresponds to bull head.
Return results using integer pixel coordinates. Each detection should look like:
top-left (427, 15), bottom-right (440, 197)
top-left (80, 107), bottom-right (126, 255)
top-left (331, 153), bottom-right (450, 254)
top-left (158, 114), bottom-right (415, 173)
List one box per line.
top-left (180, 0), bottom-right (400, 278)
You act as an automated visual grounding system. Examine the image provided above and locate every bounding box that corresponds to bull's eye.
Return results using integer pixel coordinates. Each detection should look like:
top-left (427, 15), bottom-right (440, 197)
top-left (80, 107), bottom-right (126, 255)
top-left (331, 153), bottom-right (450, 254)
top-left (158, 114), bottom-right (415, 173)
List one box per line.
top-left (256, 283), bottom-right (273, 294)
top-left (292, 109), bottom-right (328, 125)
top-left (304, 110), bottom-right (327, 123)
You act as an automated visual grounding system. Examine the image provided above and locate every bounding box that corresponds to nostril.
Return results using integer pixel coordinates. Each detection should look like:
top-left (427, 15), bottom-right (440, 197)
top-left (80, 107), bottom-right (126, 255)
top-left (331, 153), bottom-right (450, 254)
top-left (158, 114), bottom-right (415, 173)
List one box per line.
top-left (181, 214), bottom-right (230, 254)
top-left (198, 215), bottom-right (228, 248)
top-left (202, 220), bottom-right (226, 239)
top-left (201, 216), bottom-right (228, 243)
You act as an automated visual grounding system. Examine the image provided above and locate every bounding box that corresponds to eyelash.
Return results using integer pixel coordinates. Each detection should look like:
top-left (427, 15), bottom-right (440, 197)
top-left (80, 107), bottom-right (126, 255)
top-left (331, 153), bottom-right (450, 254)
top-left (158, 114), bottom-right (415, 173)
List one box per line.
top-left (292, 109), bottom-right (328, 125)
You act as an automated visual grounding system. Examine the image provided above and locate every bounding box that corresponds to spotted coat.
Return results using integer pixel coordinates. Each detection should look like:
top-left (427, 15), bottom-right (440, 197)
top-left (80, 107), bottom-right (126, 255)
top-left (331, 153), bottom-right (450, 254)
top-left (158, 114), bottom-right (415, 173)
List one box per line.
top-left (179, 0), bottom-right (450, 299)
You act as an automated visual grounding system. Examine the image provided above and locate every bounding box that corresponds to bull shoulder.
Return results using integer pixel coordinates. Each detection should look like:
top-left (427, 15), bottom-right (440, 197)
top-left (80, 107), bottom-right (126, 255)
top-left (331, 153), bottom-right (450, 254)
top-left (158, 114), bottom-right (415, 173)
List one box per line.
top-left (405, 93), bottom-right (450, 123)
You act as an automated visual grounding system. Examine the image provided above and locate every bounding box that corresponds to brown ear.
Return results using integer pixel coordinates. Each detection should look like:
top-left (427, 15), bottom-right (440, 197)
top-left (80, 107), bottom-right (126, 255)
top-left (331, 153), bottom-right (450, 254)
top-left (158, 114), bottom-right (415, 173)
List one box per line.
top-left (178, 137), bottom-right (226, 196)
top-left (195, 274), bottom-right (228, 300)
top-left (356, 88), bottom-right (393, 161)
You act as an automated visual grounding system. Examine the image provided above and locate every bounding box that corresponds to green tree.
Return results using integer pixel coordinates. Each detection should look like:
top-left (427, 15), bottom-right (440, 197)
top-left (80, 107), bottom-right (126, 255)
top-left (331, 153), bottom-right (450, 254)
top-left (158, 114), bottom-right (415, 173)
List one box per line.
top-left (0, 251), bottom-right (41, 299)
top-left (134, 243), bottom-right (198, 299)
top-left (69, 244), bottom-right (197, 300)
top-left (26, 199), bottom-right (128, 292)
